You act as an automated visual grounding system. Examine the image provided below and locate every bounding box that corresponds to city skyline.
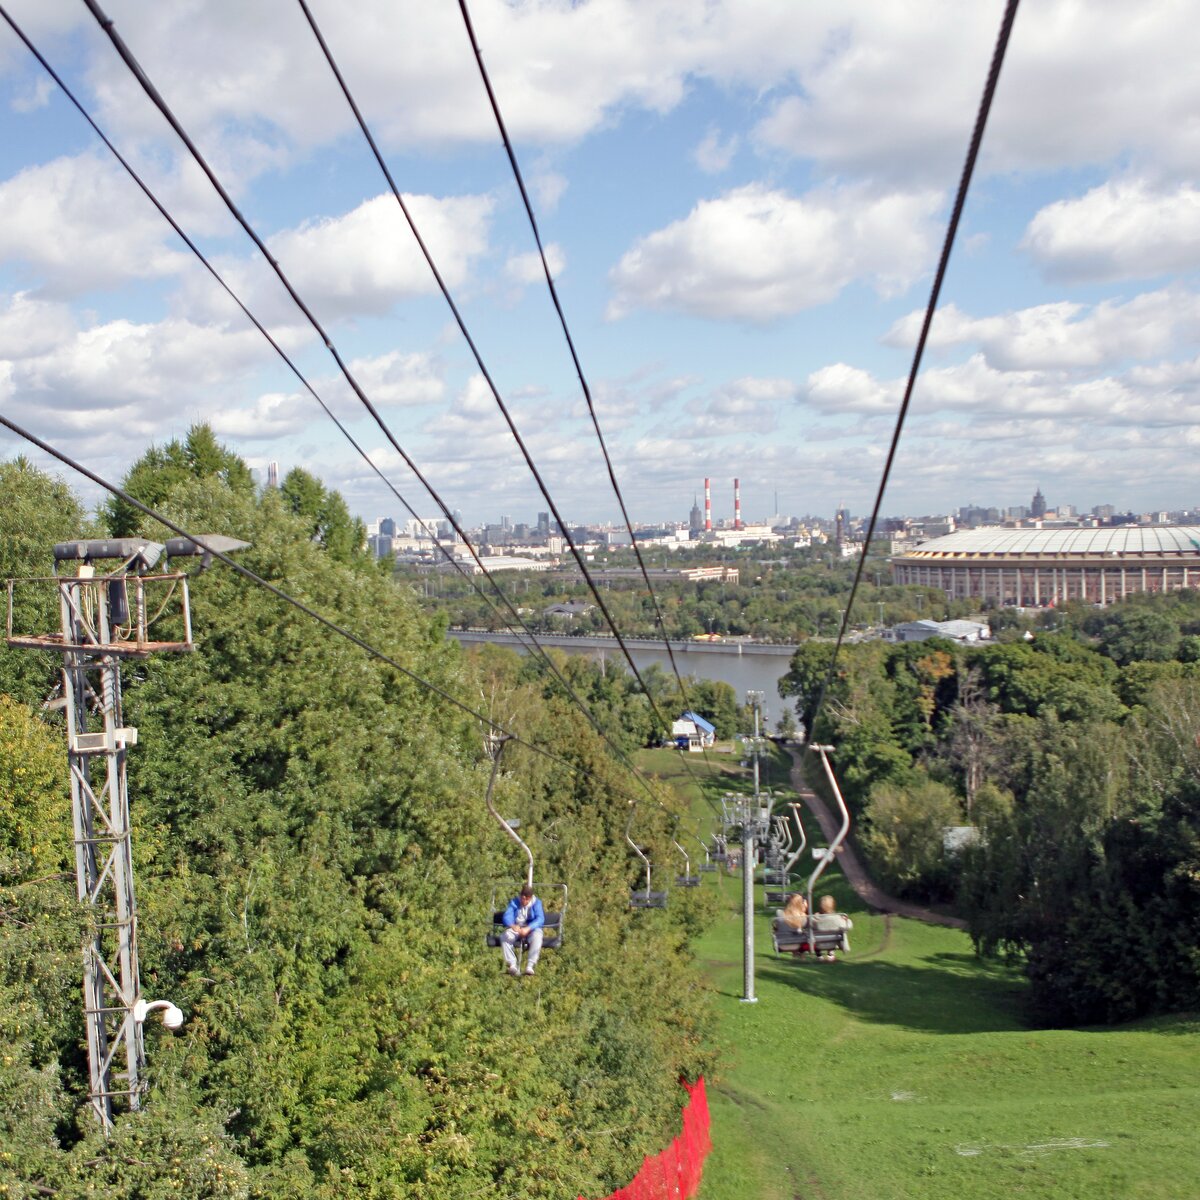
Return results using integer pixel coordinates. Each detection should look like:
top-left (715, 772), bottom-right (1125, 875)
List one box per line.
top-left (3, 3), bottom-right (1200, 527)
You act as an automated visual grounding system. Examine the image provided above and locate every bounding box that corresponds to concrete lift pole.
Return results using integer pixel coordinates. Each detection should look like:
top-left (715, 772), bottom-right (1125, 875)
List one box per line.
top-left (741, 691), bottom-right (768, 1004)
top-left (5, 535), bottom-right (245, 1129)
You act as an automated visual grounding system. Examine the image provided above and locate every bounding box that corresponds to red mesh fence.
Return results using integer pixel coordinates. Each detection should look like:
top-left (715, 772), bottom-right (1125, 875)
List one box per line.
top-left (579, 1077), bottom-right (712, 1200)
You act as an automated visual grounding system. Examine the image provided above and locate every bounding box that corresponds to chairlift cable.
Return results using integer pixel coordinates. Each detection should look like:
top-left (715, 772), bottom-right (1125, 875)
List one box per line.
top-left (806, 0), bottom-right (1019, 745)
top-left (0, 6), bottom-right (686, 818)
top-left (454, 0), bottom-right (726, 790)
top-left (291, 0), bottom-right (698, 769)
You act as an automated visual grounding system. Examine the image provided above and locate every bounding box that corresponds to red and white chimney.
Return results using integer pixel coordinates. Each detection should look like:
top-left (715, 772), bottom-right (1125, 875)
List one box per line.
top-left (734, 478), bottom-right (742, 530)
top-left (704, 477), bottom-right (712, 532)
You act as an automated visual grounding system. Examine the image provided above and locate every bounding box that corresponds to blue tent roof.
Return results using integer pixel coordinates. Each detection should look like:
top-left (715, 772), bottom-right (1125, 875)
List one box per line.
top-left (681, 711), bottom-right (716, 734)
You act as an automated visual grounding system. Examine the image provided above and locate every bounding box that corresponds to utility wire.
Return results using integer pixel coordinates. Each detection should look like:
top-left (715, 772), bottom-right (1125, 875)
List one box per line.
top-left (0, 412), bottom-right (515, 744)
top-left (83, 0), bottom-right (696, 820)
top-left (806, 0), bottom-right (1020, 745)
top-left (0, 3), bottom-right (687, 819)
top-left (291, 0), bottom-right (692, 762)
top-left (454, 0), bottom-right (727, 792)
top-left (0, 413), bottom-right (687, 819)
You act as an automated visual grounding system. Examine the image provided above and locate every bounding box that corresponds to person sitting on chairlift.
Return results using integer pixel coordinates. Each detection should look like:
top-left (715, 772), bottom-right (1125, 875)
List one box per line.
top-left (812, 894), bottom-right (852, 961)
top-left (780, 893), bottom-right (808, 931)
top-left (501, 883), bottom-right (545, 978)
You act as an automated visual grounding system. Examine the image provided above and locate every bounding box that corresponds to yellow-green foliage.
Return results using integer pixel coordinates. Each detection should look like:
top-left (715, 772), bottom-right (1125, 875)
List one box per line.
top-left (0, 443), bottom-right (717, 1198)
top-left (0, 695), bottom-right (68, 880)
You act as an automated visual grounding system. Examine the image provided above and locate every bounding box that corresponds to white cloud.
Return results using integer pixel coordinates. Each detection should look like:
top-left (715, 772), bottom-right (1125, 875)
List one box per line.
top-left (1022, 180), bottom-right (1200, 284)
top-left (1, 315), bottom-right (282, 434)
top-left (884, 290), bottom-right (1200, 371)
top-left (11, 75), bottom-right (53, 113)
top-left (210, 392), bottom-right (311, 439)
top-left (184, 192), bottom-right (495, 326)
top-left (804, 364), bottom-right (900, 416)
top-left (532, 169), bottom-right (568, 213)
top-left (0, 154), bottom-right (189, 294)
top-left (805, 353), bottom-right (1200, 429)
top-left (345, 349), bottom-right (445, 407)
top-left (0, 292), bottom-right (78, 358)
top-left (266, 193), bottom-right (493, 321)
top-left (505, 244), bottom-right (566, 286)
top-left (7, 1), bottom-right (1199, 190)
top-left (608, 183), bottom-right (942, 322)
top-left (693, 127), bottom-right (738, 174)
top-left (753, 2), bottom-right (1200, 184)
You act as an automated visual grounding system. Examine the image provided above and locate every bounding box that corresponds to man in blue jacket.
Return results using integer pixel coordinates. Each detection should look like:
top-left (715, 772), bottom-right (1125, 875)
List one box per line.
top-left (501, 883), bottom-right (544, 977)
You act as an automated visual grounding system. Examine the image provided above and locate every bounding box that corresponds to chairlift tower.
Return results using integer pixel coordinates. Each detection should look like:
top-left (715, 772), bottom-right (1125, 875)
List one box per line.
top-left (740, 692), bottom-right (772, 1003)
top-left (5, 535), bottom-right (246, 1128)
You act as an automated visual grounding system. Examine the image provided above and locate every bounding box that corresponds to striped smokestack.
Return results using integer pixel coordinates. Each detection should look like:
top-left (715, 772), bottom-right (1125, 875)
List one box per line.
top-left (734, 477), bottom-right (741, 530)
top-left (704, 477), bottom-right (711, 532)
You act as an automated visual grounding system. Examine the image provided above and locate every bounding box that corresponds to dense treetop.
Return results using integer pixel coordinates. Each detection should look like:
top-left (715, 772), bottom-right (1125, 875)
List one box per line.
top-left (0, 430), bottom-right (715, 1198)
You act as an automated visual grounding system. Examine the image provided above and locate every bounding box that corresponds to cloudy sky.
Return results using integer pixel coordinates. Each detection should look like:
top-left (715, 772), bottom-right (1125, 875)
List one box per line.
top-left (1, 0), bottom-right (1198, 528)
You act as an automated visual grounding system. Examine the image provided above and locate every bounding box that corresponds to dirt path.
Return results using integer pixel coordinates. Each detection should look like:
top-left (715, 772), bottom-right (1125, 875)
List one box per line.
top-left (784, 745), bottom-right (968, 931)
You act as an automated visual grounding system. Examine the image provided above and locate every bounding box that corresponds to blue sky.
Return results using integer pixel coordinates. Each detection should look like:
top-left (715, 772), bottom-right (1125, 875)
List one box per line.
top-left (2, 0), bottom-right (1199, 528)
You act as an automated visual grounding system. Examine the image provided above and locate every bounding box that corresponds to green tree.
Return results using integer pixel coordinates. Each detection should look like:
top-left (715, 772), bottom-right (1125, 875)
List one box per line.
top-left (0, 458), bottom-right (92, 705)
top-left (106, 424), bottom-right (252, 537)
top-left (1094, 606), bottom-right (1182, 666)
top-left (861, 777), bottom-right (963, 900)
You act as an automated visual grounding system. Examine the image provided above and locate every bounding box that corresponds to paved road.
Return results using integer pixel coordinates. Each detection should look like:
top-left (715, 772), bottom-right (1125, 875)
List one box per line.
top-left (784, 744), bottom-right (968, 931)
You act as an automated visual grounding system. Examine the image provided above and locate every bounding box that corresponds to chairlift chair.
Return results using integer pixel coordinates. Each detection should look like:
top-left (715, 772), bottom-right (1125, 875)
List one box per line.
top-left (626, 805), bottom-right (668, 909)
top-left (487, 881), bottom-right (568, 952)
top-left (696, 834), bottom-right (718, 873)
top-left (770, 775), bottom-right (851, 958)
top-left (672, 823), bottom-right (702, 887)
top-left (482, 736), bottom-right (568, 963)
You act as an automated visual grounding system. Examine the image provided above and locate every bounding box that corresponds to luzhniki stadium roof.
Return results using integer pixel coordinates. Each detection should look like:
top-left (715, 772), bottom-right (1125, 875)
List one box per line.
top-left (897, 526), bottom-right (1200, 558)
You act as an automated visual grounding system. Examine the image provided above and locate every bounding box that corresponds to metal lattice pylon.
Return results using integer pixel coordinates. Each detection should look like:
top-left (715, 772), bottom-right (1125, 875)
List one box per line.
top-left (6, 548), bottom-right (199, 1128)
top-left (61, 573), bottom-right (145, 1126)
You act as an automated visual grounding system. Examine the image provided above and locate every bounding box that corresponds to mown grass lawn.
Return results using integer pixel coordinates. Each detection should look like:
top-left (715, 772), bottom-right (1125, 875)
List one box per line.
top-left (638, 748), bottom-right (1200, 1200)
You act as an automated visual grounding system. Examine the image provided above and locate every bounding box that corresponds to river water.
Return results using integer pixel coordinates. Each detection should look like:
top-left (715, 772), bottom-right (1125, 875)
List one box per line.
top-left (449, 632), bottom-right (798, 723)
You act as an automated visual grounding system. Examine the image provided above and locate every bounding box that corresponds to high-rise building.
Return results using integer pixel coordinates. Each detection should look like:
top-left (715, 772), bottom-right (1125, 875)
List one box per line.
top-left (1031, 487), bottom-right (1047, 518)
top-left (689, 495), bottom-right (703, 534)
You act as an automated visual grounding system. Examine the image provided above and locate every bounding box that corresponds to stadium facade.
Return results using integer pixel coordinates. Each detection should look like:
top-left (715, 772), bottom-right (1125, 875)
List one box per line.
top-left (890, 526), bottom-right (1200, 607)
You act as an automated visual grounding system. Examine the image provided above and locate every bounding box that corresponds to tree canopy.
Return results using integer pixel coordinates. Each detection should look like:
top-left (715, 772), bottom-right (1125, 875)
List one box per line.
top-left (0, 436), bottom-right (715, 1197)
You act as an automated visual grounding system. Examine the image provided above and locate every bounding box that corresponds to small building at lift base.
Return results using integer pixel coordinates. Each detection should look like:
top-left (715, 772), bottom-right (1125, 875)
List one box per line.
top-left (890, 526), bottom-right (1200, 608)
top-left (672, 711), bottom-right (716, 751)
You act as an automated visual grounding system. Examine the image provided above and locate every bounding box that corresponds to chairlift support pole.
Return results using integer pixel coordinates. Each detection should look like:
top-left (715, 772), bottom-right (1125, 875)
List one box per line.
top-left (742, 691), bottom-right (768, 1004)
top-left (782, 801), bottom-right (808, 876)
top-left (625, 804), bottom-right (653, 898)
top-left (671, 820), bottom-right (690, 878)
top-left (484, 735), bottom-right (533, 888)
top-left (807, 745), bottom-right (851, 919)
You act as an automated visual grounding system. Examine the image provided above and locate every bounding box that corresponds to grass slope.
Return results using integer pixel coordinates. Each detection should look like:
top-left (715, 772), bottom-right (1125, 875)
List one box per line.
top-left (641, 748), bottom-right (1200, 1200)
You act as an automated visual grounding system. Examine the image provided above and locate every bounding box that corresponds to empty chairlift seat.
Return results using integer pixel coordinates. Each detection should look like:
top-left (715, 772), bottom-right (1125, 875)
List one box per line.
top-left (629, 888), bottom-right (668, 910)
